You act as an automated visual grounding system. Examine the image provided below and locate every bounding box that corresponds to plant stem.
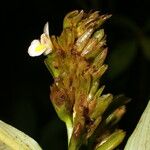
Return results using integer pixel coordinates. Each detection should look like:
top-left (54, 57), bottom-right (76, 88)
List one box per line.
top-left (66, 118), bottom-right (73, 145)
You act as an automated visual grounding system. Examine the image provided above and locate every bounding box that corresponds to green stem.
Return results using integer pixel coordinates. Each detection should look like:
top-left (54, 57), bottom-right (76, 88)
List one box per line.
top-left (66, 118), bottom-right (73, 145)
top-left (68, 129), bottom-right (83, 150)
top-left (68, 136), bottom-right (79, 150)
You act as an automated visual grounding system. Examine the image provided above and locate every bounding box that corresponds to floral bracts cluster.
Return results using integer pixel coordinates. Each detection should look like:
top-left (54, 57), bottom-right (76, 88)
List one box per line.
top-left (28, 10), bottom-right (130, 150)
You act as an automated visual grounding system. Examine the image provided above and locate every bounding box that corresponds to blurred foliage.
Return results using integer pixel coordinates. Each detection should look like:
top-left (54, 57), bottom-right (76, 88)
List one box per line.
top-left (108, 39), bottom-right (137, 79)
top-left (107, 15), bottom-right (150, 79)
top-left (40, 118), bottom-right (67, 150)
top-left (141, 37), bottom-right (150, 60)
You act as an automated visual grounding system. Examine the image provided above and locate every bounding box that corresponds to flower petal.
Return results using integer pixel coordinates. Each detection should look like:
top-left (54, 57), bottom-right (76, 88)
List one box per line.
top-left (28, 40), bottom-right (46, 57)
top-left (40, 34), bottom-right (53, 54)
top-left (43, 22), bottom-right (49, 35)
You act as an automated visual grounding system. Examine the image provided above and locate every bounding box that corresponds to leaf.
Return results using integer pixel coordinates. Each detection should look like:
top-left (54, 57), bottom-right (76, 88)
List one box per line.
top-left (140, 37), bottom-right (150, 60)
top-left (124, 100), bottom-right (150, 150)
top-left (0, 120), bottom-right (42, 150)
top-left (107, 40), bottom-right (137, 79)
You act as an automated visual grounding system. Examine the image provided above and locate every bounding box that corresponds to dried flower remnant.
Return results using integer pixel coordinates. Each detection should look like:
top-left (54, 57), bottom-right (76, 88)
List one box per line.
top-left (28, 10), bottom-right (130, 150)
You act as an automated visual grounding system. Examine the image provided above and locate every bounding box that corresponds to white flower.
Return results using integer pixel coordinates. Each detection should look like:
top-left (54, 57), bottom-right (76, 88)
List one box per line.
top-left (28, 40), bottom-right (46, 57)
top-left (28, 22), bottom-right (53, 57)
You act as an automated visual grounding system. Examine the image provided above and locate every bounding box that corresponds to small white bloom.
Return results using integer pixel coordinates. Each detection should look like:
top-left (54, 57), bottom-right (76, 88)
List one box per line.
top-left (28, 22), bottom-right (53, 57)
top-left (28, 40), bottom-right (46, 57)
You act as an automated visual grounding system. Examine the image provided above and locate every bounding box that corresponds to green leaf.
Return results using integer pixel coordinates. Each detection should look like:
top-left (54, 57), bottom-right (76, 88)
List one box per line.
top-left (140, 37), bottom-right (150, 60)
top-left (0, 120), bottom-right (42, 150)
top-left (108, 40), bottom-right (137, 79)
top-left (124, 100), bottom-right (150, 150)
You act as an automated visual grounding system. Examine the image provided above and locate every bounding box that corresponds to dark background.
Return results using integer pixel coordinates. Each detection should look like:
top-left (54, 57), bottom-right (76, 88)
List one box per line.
top-left (1, 0), bottom-right (150, 149)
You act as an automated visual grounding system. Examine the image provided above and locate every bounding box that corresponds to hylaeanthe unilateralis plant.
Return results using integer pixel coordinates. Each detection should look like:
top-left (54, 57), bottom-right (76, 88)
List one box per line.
top-left (28, 10), bottom-right (130, 150)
